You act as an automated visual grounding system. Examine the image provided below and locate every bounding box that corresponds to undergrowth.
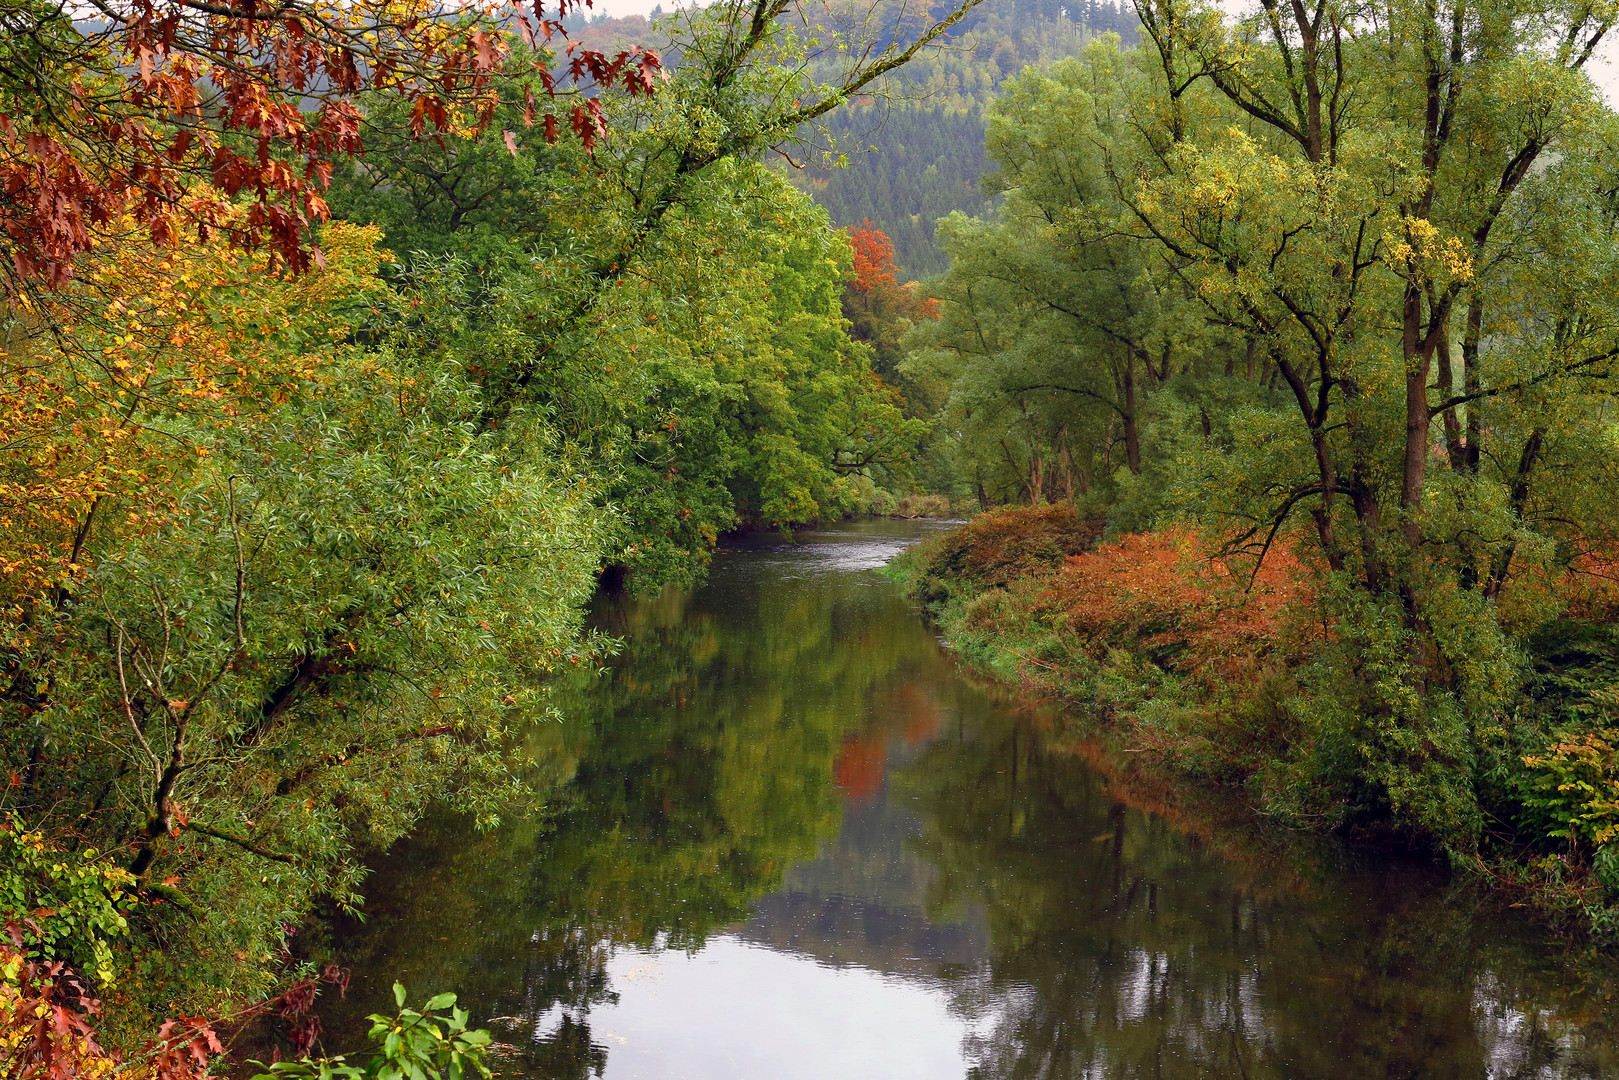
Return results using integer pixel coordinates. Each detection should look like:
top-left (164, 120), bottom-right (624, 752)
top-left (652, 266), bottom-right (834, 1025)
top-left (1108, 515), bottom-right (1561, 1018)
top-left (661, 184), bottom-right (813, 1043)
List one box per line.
top-left (896, 505), bottom-right (1619, 942)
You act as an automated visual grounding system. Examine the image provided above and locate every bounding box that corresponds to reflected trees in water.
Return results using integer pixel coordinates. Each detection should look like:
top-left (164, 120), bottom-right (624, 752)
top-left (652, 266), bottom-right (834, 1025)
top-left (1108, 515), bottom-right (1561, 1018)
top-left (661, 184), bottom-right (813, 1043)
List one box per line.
top-left (320, 535), bottom-right (1619, 1080)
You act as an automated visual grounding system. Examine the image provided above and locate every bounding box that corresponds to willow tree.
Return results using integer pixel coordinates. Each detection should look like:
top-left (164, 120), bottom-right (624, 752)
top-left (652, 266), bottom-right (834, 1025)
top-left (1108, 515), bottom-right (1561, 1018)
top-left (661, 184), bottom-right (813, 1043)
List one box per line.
top-left (1122, 0), bottom-right (1619, 842)
top-left (906, 44), bottom-right (1243, 507)
top-left (0, 0), bottom-right (993, 1042)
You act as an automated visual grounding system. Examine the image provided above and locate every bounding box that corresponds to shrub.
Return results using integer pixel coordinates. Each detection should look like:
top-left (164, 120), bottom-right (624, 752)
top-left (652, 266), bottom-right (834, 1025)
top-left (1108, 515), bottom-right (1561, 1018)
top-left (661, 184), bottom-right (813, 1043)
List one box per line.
top-left (1041, 528), bottom-right (1315, 688)
top-left (907, 504), bottom-right (1105, 607)
top-left (249, 985), bottom-right (492, 1080)
top-left (891, 494), bottom-right (953, 518)
top-left (1522, 729), bottom-right (1619, 848)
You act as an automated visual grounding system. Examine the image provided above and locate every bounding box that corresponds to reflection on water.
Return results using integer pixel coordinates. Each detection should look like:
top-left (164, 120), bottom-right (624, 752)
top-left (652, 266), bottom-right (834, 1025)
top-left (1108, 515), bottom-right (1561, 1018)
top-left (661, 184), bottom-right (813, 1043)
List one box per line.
top-left (321, 520), bottom-right (1619, 1079)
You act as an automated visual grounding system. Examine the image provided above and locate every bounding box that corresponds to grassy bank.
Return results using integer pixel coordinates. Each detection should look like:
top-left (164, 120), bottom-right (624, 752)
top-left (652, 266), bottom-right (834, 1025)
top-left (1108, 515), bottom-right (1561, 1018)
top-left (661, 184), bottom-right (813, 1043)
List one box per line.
top-left (892, 506), bottom-right (1619, 941)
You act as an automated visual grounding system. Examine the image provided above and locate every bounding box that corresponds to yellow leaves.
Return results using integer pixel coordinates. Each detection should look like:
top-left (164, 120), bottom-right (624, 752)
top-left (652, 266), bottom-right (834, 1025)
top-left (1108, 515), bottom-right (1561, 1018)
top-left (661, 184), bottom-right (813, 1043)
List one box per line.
top-left (1385, 215), bottom-right (1474, 284)
top-left (2, 213), bottom-right (386, 615)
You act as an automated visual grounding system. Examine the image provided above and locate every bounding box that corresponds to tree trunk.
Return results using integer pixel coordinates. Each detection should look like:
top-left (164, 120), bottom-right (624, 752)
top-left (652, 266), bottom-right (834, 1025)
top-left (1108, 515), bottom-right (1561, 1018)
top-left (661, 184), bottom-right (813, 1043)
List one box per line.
top-left (1435, 321), bottom-right (1465, 472)
top-left (1483, 429), bottom-right (1544, 600)
top-left (1123, 348), bottom-right (1141, 473)
top-left (1400, 282), bottom-right (1432, 558)
top-left (1059, 429), bottom-right (1075, 504)
top-left (1462, 290), bottom-right (1484, 473)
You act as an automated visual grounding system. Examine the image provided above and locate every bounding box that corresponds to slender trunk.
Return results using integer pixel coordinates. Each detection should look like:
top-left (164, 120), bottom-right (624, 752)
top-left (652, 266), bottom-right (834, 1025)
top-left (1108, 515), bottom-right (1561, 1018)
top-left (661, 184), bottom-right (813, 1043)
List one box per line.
top-left (1401, 282), bottom-right (1432, 557)
top-left (1399, 280), bottom-right (1442, 690)
top-left (129, 716), bottom-right (188, 878)
top-left (1310, 427), bottom-right (1345, 573)
top-left (1123, 349), bottom-right (1141, 473)
top-left (1272, 349), bottom-right (1346, 572)
top-left (1483, 429), bottom-right (1544, 601)
top-left (1435, 321), bottom-right (1465, 472)
top-left (999, 439), bottom-right (1026, 503)
top-left (1462, 290), bottom-right (1483, 473)
top-left (1354, 499), bottom-right (1387, 591)
top-left (1059, 429), bottom-right (1075, 505)
top-left (20, 735), bottom-right (44, 810)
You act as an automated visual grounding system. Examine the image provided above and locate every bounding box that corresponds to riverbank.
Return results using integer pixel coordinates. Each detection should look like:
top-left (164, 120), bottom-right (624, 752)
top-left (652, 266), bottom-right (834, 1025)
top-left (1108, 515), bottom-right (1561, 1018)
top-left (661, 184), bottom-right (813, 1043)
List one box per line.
top-left (890, 505), bottom-right (1619, 942)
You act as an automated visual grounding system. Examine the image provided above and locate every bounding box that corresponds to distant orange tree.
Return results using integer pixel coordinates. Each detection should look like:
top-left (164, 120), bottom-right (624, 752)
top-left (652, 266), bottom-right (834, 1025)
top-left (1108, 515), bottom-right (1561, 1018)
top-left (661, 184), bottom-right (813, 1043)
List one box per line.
top-left (841, 221), bottom-right (937, 384)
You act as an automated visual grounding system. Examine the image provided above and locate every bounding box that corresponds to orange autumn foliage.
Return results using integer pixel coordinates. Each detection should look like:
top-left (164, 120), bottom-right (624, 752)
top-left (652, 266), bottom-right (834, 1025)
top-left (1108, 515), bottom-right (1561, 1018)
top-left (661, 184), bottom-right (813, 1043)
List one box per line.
top-left (845, 223), bottom-right (938, 320)
top-left (841, 223), bottom-right (939, 380)
top-left (1, 925), bottom-right (225, 1080)
top-left (1045, 528), bottom-right (1317, 686)
top-left (848, 224), bottom-right (900, 294)
top-left (0, 0), bottom-right (660, 289)
top-left (1556, 543), bottom-right (1619, 620)
top-left (934, 513), bottom-right (1318, 695)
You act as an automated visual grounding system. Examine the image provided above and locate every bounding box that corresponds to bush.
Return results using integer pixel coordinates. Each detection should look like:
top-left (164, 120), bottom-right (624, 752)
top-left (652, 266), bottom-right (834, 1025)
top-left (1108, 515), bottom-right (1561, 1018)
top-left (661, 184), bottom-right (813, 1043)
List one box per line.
top-left (903, 516), bottom-right (1319, 782)
top-left (891, 493), bottom-right (953, 518)
top-left (250, 985), bottom-right (492, 1080)
top-left (1040, 528), bottom-right (1314, 686)
top-left (1522, 729), bottom-right (1619, 848)
top-left (906, 504), bottom-right (1105, 607)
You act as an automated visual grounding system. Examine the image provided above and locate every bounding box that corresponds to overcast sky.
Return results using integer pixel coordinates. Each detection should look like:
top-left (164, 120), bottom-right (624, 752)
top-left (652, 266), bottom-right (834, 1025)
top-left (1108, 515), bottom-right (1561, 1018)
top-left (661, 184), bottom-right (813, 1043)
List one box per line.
top-left (585, 0), bottom-right (674, 18)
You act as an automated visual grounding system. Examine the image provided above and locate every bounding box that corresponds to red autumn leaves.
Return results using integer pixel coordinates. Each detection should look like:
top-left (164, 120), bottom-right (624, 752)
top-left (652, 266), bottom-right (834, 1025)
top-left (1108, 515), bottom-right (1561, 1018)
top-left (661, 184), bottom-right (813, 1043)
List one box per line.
top-left (0, 0), bottom-right (663, 288)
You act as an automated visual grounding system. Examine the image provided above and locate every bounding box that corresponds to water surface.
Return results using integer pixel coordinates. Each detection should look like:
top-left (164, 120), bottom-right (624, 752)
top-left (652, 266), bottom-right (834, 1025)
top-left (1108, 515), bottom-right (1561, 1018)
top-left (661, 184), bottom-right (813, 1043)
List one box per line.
top-left (321, 520), bottom-right (1619, 1079)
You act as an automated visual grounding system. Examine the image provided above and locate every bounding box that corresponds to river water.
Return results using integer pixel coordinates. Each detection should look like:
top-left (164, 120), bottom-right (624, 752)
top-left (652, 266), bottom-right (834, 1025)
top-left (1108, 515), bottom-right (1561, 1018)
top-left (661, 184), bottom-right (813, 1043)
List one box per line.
top-left (319, 519), bottom-right (1619, 1079)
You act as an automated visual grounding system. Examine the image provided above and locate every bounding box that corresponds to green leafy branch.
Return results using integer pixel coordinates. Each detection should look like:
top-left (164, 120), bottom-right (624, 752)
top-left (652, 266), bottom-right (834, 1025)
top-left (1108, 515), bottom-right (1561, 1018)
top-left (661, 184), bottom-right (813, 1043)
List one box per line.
top-left (248, 984), bottom-right (493, 1080)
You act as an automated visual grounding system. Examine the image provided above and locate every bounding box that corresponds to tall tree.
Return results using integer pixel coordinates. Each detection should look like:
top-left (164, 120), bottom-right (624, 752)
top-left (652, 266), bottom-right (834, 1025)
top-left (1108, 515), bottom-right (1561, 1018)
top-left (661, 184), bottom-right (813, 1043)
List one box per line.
top-left (1114, 0), bottom-right (1619, 842)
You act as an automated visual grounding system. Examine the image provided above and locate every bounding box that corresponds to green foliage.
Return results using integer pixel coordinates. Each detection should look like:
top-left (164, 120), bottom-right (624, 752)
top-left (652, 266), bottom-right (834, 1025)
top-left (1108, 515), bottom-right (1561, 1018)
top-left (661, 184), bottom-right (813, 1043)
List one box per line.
top-left (249, 985), bottom-right (492, 1080)
top-left (330, 54), bottom-right (929, 591)
top-left (892, 0), bottom-right (1619, 921)
top-left (1594, 845), bottom-right (1619, 896)
top-left (11, 298), bottom-right (613, 1023)
top-left (0, 0), bottom-right (975, 1052)
top-left (905, 40), bottom-right (1248, 510)
top-left (1522, 731), bottom-right (1619, 847)
top-left (1262, 585), bottom-right (1484, 848)
top-left (0, 824), bottom-right (133, 987)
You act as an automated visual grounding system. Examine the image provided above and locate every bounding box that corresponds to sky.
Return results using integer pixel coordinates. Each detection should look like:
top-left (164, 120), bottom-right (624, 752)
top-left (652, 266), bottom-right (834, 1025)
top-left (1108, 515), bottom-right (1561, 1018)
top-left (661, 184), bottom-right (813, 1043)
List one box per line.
top-left (584, 0), bottom-right (679, 18)
top-left (1588, 44), bottom-right (1619, 105)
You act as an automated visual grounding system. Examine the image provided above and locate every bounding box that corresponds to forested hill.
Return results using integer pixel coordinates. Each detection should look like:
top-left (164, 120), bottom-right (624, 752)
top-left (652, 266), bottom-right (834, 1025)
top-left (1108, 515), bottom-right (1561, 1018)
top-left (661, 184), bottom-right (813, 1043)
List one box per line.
top-left (563, 0), bottom-right (1139, 279)
top-left (795, 0), bottom-right (1139, 277)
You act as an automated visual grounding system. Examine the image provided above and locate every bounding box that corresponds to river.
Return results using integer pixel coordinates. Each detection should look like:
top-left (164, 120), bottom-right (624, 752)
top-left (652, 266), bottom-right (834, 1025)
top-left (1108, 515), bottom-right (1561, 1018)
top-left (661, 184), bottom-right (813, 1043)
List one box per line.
top-left (317, 519), bottom-right (1619, 1079)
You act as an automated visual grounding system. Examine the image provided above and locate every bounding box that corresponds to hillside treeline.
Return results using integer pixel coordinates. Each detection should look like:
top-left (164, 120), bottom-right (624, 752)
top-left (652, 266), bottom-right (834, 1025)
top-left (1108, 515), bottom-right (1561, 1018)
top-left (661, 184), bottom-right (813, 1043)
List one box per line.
top-left (799, 0), bottom-right (1140, 275)
top-left (564, 0), bottom-right (1140, 278)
